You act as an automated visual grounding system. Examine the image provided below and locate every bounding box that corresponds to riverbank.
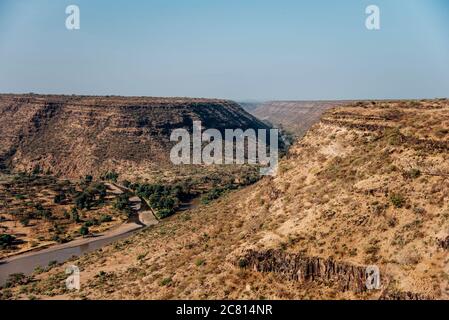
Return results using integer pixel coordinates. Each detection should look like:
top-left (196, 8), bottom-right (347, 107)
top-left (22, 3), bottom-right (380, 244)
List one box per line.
top-left (0, 220), bottom-right (144, 286)
top-left (0, 183), bottom-right (154, 286)
top-left (0, 190), bottom-right (199, 287)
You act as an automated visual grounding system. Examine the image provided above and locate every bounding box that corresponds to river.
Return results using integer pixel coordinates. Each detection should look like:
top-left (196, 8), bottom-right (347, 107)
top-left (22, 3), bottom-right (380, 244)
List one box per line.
top-left (0, 188), bottom-right (200, 287)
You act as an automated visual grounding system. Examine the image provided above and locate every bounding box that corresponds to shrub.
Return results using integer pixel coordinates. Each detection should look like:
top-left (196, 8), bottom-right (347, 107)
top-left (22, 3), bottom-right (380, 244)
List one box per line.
top-left (390, 193), bottom-right (406, 208)
top-left (4, 273), bottom-right (29, 288)
top-left (137, 253), bottom-right (147, 260)
top-left (403, 169), bottom-right (421, 179)
top-left (53, 192), bottom-right (65, 204)
top-left (114, 194), bottom-right (130, 211)
top-left (100, 214), bottom-right (113, 223)
top-left (102, 171), bottom-right (119, 182)
top-left (195, 259), bottom-right (205, 267)
top-left (70, 208), bottom-right (80, 222)
top-left (84, 175), bottom-right (93, 184)
top-left (63, 210), bottom-right (70, 219)
top-left (38, 209), bottom-right (53, 220)
top-left (19, 218), bottom-right (30, 227)
top-left (51, 234), bottom-right (62, 243)
top-left (83, 220), bottom-right (94, 227)
top-left (157, 208), bottom-right (174, 219)
top-left (201, 187), bottom-right (226, 204)
top-left (385, 127), bottom-right (403, 146)
top-left (34, 266), bottom-right (44, 274)
top-left (92, 183), bottom-right (107, 204)
top-left (79, 226), bottom-right (89, 236)
top-left (0, 234), bottom-right (15, 249)
top-left (387, 217), bottom-right (398, 228)
top-left (48, 260), bottom-right (58, 267)
top-left (75, 192), bottom-right (93, 210)
top-left (160, 278), bottom-right (172, 286)
top-left (238, 259), bottom-right (248, 268)
top-left (32, 165), bottom-right (41, 175)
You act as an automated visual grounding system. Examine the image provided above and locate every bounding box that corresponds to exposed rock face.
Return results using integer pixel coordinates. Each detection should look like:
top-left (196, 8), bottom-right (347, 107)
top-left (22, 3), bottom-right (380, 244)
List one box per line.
top-left (0, 94), bottom-right (269, 178)
top-left (439, 236), bottom-right (449, 250)
top-left (238, 250), bottom-right (432, 299)
top-left (238, 249), bottom-right (368, 293)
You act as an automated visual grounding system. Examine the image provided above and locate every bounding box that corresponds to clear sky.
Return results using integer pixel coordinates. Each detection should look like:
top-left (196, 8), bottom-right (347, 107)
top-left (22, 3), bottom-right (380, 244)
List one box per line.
top-left (0, 0), bottom-right (448, 100)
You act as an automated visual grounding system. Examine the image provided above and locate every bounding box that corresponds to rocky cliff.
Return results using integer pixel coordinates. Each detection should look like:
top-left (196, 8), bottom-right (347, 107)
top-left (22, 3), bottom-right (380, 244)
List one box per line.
top-left (0, 94), bottom-right (269, 178)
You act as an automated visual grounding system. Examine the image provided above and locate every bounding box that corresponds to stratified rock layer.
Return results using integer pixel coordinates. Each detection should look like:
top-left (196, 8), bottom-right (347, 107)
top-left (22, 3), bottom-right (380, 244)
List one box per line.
top-left (0, 94), bottom-right (269, 178)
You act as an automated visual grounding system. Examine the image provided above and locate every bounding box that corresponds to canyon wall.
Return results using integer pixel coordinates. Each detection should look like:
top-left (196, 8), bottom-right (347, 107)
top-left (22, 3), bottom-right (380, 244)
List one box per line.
top-left (0, 94), bottom-right (269, 178)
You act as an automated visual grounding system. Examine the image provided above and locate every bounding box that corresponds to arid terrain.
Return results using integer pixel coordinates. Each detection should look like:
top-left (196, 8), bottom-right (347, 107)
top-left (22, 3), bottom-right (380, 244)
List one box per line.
top-left (2, 98), bottom-right (448, 300)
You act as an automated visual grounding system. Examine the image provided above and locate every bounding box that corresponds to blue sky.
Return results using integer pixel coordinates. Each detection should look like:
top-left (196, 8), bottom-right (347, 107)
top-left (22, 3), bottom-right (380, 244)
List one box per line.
top-left (0, 0), bottom-right (448, 100)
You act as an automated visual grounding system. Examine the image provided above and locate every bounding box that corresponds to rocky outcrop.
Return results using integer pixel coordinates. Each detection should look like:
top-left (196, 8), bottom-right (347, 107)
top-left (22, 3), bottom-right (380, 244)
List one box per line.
top-left (238, 249), bottom-right (368, 293)
top-left (238, 249), bottom-right (432, 299)
top-left (438, 236), bottom-right (449, 250)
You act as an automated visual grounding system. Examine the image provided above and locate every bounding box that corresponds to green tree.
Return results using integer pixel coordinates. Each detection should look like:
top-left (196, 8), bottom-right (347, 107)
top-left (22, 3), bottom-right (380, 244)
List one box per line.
top-left (20, 218), bottom-right (30, 227)
top-left (100, 214), bottom-right (112, 223)
top-left (92, 183), bottom-right (107, 203)
top-left (32, 165), bottom-right (41, 175)
top-left (0, 234), bottom-right (15, 249)
top-left (157, 208), bottom-right (174, 219)
top-left (53, 192), bottom-right (65, 204)
top-left (70, 208), bottom-right (80, 222)
top-left (75, 192), bottom-right (93, 210)
top-left (390, 193), bottom-right (406, 208)
top-left (113, 194), bottom-right (130, 211)
top-left (79, 225), bottom-right (89, 236)
top-left (84, 175), bottom-right (93, 184)
top-left (102, 171), bottom-right (119, 182)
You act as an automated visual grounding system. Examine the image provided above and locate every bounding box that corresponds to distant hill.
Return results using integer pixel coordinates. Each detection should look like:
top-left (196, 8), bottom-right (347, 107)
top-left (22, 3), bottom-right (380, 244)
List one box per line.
top-left (0, 94), bottom-right (269, 178)
top-left (241, 101), bottom-right (350, 137)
